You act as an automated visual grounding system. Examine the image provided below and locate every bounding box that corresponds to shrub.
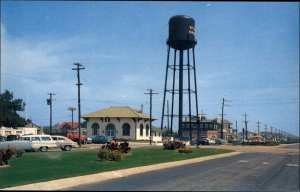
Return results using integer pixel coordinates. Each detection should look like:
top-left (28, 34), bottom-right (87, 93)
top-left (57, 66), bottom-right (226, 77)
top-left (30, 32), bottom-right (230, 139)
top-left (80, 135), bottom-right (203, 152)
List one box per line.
top-left (97, 148), bottom-right (124, 162)
top-left (177, 147), bottom-right (193, 153)
top-left (15, 149), bottom-right (25, 157)
top-left (119, 141), bottom-right (131, 153)
top-left (110, 150), bottom-right (123, 162)
top-left (9, 148), bottom-right (24, 157)
top-left (0, 148), bottom-right (15, 165)
top-left (163, 141), bottom-right (186, 150)
top-left (97, 148), bottom-right (111, 161)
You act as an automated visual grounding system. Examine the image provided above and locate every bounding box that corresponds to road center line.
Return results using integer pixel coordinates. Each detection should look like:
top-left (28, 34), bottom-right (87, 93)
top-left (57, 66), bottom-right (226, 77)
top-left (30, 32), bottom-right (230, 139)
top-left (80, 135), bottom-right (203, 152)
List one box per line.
top-left (238, 160), bottom-right (249, 163)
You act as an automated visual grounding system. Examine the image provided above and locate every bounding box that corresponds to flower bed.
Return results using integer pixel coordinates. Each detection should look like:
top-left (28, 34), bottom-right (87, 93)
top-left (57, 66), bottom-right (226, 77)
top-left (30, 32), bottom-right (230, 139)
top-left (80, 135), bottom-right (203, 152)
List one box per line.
top-left (97, 141), bottom-right (131, 162)
top-left (177, 147), bottom-right (193, 153)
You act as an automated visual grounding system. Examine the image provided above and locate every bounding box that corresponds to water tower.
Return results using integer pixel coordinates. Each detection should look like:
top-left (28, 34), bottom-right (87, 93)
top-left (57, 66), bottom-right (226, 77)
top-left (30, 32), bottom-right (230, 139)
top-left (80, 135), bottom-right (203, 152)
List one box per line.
top-left (161, 15), bottom-right (200, 140)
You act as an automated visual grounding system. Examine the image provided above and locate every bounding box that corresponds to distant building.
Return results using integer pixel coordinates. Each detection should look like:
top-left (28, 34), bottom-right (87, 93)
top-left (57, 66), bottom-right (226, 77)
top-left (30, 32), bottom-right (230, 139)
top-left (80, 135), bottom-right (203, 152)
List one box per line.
top-left (58, 122), bottom-right (79, 131)
top-left (182, 116), bottom-right (236, 141)
top-left (82, 106), bottom-right (161, 141)
top-left (0, 123), bottom-right (44, 137)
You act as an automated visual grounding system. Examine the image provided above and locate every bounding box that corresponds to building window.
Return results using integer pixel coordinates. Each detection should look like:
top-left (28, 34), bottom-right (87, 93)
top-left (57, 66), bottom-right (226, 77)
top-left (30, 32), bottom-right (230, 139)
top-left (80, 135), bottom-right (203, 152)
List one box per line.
top-left (146, 124), bottom-right (149, 136)
top-left (91, 123), bottom-right (100, 135)
top-left (122, 123), bottom-right (130, 136)
top-left (140, 124), bottom-right (144, 136)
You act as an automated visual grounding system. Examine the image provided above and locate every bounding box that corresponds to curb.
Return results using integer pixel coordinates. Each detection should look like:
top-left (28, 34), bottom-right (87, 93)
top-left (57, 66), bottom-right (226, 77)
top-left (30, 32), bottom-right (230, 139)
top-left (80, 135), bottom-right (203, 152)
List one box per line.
top-left (2, 151), bottom-right (241, 191)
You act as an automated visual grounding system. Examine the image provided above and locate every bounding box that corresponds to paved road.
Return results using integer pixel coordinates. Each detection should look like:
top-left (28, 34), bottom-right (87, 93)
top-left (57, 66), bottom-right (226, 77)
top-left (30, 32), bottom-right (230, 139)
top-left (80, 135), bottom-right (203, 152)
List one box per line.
top-left (64, 150), bottom-right (299, 191)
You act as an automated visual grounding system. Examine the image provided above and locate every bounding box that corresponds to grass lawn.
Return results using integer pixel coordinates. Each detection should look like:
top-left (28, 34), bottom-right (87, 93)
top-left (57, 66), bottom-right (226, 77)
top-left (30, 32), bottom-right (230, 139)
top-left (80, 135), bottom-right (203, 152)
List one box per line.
top-left (0, 147), bottom-right (233, 188)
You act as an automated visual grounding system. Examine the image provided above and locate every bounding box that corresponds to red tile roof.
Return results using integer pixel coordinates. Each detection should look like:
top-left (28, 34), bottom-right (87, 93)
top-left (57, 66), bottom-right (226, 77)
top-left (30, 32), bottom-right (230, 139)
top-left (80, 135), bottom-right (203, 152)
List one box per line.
top-left (58, 122), bottom-right (79, 129)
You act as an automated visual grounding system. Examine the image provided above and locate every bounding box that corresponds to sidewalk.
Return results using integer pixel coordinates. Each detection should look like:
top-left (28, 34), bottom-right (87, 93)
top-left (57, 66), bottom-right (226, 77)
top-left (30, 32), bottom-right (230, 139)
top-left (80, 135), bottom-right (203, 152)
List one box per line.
top-left (2, 151), bottom-right (240, 191)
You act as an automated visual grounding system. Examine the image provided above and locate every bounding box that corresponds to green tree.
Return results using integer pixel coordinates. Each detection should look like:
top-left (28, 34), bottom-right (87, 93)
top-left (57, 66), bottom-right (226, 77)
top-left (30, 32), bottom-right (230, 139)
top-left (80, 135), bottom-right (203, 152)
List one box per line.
top-left (0, 90), bottom-right (28, 128)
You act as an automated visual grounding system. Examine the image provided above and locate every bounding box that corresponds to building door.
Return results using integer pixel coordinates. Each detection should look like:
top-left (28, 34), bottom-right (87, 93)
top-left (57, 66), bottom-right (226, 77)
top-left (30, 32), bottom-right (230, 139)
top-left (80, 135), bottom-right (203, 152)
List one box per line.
top-left (105, 124), bottom-right (116, 139)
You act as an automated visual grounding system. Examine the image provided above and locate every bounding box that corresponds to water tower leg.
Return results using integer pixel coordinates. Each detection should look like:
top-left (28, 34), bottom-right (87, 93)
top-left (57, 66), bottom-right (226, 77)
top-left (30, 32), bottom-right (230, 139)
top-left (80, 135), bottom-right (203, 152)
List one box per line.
top-left (161, 46), bottom-right (171, 131)
top-left (178, 50), bottom-right (184, 139)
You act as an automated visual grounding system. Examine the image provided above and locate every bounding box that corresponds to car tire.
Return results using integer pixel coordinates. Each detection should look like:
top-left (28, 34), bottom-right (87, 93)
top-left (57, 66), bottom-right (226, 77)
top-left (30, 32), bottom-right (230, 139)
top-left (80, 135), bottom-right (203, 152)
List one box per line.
top-left (64, 145), bottom-right (72, 151)
top-left (40, 146), bottom-right (48, 152)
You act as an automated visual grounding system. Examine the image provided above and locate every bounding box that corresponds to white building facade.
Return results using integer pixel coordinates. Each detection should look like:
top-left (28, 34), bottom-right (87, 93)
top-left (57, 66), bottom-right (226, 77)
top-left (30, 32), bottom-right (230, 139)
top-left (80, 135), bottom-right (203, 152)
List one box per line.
top-left (82, 106), bottom-right (162, 141)
top-left (0, 126), bottom-right (43, 136)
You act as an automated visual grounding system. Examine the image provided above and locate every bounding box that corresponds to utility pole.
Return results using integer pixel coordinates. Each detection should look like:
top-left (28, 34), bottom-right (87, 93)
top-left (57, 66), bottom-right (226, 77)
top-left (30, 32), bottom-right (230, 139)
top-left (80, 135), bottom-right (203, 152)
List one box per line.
top-left (197, 111), bottom-right (206, 148)
top-left (264, 124), bottom-right (268, 141)
top-left (72, 63), bottom-right (85, 147)
top-left (256, 120), bottom-right (261, 136)
top-left (236, 120), bottom-right (238, 140)
top-left (67, 107), bottom-right (77, 130)
top-left (243, 113), bottom-right (249, 140)
top-left (270, 126), bottom-right (273, 140)
top-left (144, 89), bottom-right (158, 145)
top-left (220, 98), bottom-right (231, 139)
top-left (47, 93), bottom-right (56, 135)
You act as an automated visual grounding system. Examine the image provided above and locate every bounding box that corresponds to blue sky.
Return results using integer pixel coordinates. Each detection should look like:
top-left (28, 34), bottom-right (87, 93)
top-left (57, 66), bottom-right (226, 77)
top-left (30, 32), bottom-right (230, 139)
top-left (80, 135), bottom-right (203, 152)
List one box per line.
top-left (1, 2), bottom-right (299, 136)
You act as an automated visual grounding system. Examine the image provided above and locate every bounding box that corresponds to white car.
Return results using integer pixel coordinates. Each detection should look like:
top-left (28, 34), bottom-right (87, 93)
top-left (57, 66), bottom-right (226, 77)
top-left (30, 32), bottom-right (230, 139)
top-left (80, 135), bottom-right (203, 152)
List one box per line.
top-left (206, 138), bottom-right (216, 145)
top-left (0, 135), bottom-right (57, 152)
top-left (51, 135), bottom-right (79, 151)
top-left (21, 135), bottom-right (57, 152)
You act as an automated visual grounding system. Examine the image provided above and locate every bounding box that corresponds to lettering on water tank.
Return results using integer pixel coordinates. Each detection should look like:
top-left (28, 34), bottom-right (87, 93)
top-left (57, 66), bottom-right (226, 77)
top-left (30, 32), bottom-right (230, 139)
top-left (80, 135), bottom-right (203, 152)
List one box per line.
top-left (189, 26), bottom-right (195, 30)
top-left (189, 30), bottom-right (195, 35)
top-left (189, 26), bottom-right (195, 35)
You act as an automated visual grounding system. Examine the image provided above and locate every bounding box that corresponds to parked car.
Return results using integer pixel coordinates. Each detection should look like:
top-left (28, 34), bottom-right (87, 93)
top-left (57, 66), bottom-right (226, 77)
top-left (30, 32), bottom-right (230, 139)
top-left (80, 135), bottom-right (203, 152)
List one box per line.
top-left (86, 137), bottom-right (93, 144)
top-left (6, 135), bottom-right (20, 141)
top-left (206, 138), bottom-right (216, 145)
top-left (241, 139), bottom-right (251, 144)
top-left (67, 131), bottom-right (87, 145)
top-left (0, 135), bottom-right (57, 152)
top-left (0, 136), bottom-right (6, 142)
top-left (0, 140), bottom-right (33, 151)
top-left (92, 135), bottom-right (111, 144)
top-left (51, 135), bottom-right (78, 151)
top-left (215, 138), bottom-right (226, 145)
top-left (21, 135), bottom-right (57, 152)
top-left (190, 138), bottom-right (209, 145)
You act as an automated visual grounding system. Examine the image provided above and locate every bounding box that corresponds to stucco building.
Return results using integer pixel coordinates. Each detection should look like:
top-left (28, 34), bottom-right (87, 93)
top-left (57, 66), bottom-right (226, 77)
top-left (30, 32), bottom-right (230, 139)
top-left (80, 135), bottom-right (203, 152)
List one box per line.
top-left (82, 106), bottom-right (161, 141)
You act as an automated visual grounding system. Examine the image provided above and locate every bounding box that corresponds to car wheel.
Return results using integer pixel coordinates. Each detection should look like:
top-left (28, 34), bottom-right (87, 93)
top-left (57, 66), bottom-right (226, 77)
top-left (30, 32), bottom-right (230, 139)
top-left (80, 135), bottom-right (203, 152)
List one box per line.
top-left (64, 145), bottom-right (72, 151)
top-left (40, 146), bottom-right (48, 152)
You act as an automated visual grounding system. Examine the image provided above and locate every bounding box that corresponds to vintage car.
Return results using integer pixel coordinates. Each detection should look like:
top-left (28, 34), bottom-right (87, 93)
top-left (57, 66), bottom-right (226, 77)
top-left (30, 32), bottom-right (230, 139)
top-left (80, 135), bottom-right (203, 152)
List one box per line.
top-left (51, 135), bottom-right (79, 151)
top-left (0, 135), bottom-right (57, 152)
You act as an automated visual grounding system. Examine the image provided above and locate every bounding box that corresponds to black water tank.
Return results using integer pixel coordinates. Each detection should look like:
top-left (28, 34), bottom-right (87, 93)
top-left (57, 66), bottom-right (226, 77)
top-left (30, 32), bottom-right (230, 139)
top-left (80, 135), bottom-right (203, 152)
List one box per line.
top-left (167, 15), bottom-right (197, 50)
